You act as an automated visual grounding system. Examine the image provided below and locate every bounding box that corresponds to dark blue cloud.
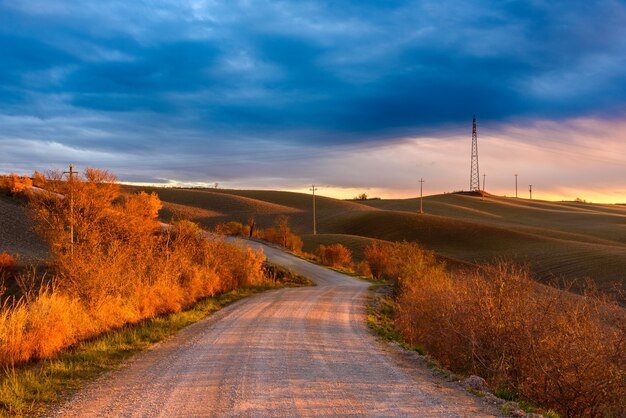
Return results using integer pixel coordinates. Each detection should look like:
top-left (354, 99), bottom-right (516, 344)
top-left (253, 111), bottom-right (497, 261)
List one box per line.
top-left (1, 0), bottom-right (625, 170)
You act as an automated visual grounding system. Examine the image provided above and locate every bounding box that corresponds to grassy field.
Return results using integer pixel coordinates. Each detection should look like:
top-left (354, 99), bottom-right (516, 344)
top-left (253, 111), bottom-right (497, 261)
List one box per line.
top-left (118, 187), bottom-right (625, 298)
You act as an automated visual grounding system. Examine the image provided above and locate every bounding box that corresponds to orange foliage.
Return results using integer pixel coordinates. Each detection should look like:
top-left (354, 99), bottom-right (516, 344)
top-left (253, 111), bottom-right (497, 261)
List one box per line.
top-left (316, 244), bottom-right (353, 269)
top-left (0, 253), bottom-right (16, 271)
top-left (215, 221), bottom-right (251, 237)
top-left (260, 216), bottom-right (303, 253)
top-left (32, 170), bottom-right (46, 188)
top-left (0, 174), bottom-right (33, 196)
top-left (0, 169), bottom-right (266, 366)
top-left (380, 242), bottom-right (626, 417)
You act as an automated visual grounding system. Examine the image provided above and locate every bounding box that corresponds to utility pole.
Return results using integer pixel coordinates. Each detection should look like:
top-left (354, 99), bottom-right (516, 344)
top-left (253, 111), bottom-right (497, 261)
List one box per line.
top-left (309, 185), bottom-right (318, 236)
top-left (469, 115), bottom-right (480, 191)
top-left (529, 185), bottom-right (533, 200)
top-left (63, 164), bottom-right (75, 256)
top-left (419, 178), bottom-right (424, 214)
top-left (481, 174), bottom-right (486, 201)
top-left (515, 174), bottom-right (518, 198)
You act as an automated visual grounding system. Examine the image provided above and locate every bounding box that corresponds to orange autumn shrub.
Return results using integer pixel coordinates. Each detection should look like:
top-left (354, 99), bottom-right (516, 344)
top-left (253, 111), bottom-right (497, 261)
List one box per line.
top-left (316, 244), bottom-right (352, 269)
top-left (215, 221), bottom-right (250, 237)
top-left (0, 174), bottom-right (32, 196)
top-left (384, 241), bottom-right (625, 417)
top-left (260, 216), bottom-right (303, 253)
top-left (0, 168), bottom-right (266, 366)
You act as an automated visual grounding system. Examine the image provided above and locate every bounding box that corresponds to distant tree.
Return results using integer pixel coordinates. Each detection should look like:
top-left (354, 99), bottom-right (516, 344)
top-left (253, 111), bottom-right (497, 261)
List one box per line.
top-left (355, 193), bottom-right (368, 200)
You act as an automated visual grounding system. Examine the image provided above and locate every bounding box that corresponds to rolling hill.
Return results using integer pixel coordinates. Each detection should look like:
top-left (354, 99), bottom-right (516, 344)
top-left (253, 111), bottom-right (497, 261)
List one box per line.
top-left (122, 187), bottom-right (624, 297)
top-left (3, 185), bottom-right (625, 299)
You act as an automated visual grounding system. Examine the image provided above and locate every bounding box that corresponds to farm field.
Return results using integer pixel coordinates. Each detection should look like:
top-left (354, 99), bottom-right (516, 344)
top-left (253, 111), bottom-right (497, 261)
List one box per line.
top-left (3, 186), bottom-right (624, 298)
top-left (124, 186), bottom-right (626, 298)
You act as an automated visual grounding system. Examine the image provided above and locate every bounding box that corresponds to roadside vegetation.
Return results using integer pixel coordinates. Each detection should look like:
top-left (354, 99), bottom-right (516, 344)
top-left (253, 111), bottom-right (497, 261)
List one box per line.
top-left (217, 216), bottom-right (304, 253)
top-left (0, 169), bottom-right (318, 416)
top-left (0, 285), bottom-right (291, 417)
top-left (0, 174), bottom-right (32, 196)
top-left (362, 241), bottom-right (625, 417)
top-left (0, 169), bottom-right (267, 368)
top-left (315, 243), bottom-right (353, 270)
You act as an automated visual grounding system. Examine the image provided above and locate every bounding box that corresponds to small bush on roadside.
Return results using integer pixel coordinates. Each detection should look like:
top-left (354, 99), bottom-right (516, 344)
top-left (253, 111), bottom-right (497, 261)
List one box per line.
top-left (364, 241), bottom-right (447, 287)
top-left (216, 221), bottom-right (250, 237)
top-left (316, 244), bottom-right (353, 269)
top-left (260, 216), bottom-right (303, 253)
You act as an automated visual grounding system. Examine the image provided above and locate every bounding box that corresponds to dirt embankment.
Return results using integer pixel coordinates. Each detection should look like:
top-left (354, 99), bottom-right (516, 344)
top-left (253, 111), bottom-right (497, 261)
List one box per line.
top-left (0, 196), bottom-right (48, 264)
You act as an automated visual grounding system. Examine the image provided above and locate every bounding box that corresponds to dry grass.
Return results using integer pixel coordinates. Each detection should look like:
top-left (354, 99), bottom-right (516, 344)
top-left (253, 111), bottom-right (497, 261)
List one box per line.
top-left (0, 169), bottom-right (266, 367)
top-left (365, 241), bottom-right (626, 417)
top-left (0, 175), bottom-right (32, 197)
top-left (0, 285), bottom-right (282, 417)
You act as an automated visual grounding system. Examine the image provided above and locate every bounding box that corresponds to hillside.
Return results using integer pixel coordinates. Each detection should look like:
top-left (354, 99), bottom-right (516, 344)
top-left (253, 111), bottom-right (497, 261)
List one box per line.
top-left (0, 196), bottom-right (48, 264)
top-left (359, 194), bottom-right (626, 245)
top-left (123, 186), bottom-right (378, 233)
top-left (3, 186), bottom-right (624, 298)
top-left (122, 187), bottom-right (624, 297)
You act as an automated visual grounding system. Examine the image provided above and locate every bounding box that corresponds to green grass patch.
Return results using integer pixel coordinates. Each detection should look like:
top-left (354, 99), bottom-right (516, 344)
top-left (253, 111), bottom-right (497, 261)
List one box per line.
top-left (0, 284), bottom-right (284, 417)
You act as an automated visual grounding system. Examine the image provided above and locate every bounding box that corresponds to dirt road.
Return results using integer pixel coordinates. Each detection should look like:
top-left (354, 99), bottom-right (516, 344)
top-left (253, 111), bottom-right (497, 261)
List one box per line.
top-left (56, 240), bottom-right (500, 417)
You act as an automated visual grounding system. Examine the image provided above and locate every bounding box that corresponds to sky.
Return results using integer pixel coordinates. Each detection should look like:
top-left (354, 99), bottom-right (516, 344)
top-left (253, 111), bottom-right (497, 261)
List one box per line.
top-left (1, 0), bottom-right (625, 202)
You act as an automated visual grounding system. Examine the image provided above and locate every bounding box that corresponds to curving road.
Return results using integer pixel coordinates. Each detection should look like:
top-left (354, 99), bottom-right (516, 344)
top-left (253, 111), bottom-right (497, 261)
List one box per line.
top-left (56, 240), bottom-right (500, 417)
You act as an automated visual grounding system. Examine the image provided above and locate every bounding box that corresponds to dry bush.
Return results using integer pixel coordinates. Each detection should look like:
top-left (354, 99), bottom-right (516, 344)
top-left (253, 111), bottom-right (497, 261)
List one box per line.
top-left (316, 244), bottom-right (353, 269)
top-left (260, 216), bottom-right (303, 253)
top-left (364, 241), bottom-right (446, 286)
top-left (0, 254), bottom-right (16, 272)
top-left (215, 221), bottom-right (250, 237)
top-left (355, 260), bottom-right (372, 277)
top-left (0, 174), bottom-right (33, 196)
top-left (390, 242), bottom-right (626, 417)
top-left (32, 171), bottom-right (46, 188)
top-left (0, 168), bottom-right (266, 366)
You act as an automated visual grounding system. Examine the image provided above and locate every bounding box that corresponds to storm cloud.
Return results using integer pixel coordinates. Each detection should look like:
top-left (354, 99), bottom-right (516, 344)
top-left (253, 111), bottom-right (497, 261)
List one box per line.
top-left (1, 0), bottom-right (625, 200)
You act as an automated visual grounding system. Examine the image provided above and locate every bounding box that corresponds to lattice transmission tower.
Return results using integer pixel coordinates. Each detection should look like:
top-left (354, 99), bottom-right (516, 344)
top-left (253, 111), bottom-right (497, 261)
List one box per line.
top-left (469, 115), bottom-right (480, 191)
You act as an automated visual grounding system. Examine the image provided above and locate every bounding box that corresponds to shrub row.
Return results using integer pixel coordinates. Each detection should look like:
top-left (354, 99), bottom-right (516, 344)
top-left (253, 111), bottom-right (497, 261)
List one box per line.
top-left (364, 241), bottom-right (625, 417)
top-left (0, 169), bottom-right (265, 366)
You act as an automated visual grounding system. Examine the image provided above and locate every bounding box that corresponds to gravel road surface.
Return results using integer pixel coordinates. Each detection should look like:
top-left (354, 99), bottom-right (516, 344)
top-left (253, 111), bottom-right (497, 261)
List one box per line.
top-left (56, 240), bottom-right (500, 417)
